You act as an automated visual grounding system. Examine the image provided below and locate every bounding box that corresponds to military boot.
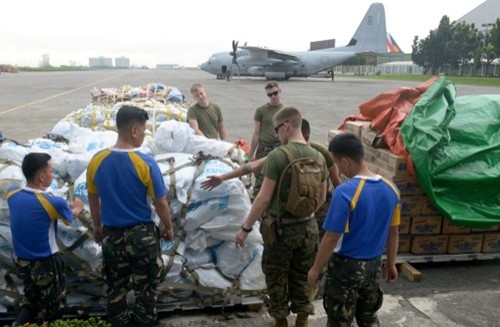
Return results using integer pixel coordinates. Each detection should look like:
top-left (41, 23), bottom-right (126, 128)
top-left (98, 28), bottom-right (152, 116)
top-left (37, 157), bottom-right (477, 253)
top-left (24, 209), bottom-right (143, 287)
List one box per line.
top-left (295, 313), bottom-right (309, 327)
top-left (271, 316), bottom-right (288, 327)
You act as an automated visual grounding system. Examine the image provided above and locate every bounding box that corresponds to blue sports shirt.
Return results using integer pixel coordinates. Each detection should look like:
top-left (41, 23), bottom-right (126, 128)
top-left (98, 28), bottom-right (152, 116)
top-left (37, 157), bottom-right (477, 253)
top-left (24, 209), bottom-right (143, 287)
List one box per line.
top-left (7, 187), bottom-right (73, 260)
top-left (86, 148), bottom-right (166, 228)
top-left (323, 175), bottom-right (400, 259)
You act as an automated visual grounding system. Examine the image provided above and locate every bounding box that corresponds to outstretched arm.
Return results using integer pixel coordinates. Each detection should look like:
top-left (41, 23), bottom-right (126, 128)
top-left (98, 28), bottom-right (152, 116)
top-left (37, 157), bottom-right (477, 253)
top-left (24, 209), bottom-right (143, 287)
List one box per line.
top-left (188, 119), bottom-right (205, 137)
top-left (201, 157), bottom-right (267, 190)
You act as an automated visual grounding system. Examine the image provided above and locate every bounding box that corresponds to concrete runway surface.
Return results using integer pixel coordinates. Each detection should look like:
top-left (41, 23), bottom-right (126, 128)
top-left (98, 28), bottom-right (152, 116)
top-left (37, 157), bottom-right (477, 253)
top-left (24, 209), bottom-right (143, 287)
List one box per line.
top-left (1, 70), bottom-right (499, 326)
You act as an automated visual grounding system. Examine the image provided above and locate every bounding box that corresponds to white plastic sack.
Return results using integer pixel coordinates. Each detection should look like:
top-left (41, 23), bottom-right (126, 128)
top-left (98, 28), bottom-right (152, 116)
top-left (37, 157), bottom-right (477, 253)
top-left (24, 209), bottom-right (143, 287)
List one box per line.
top-left (0, 225), bottom-right (15, 269)
top-left (215, 241), bottom-right (256, 279)
top-left (153, 121), bottom-right (193, 154)
top-left (184, 135), bottom-right (245, 161)
top-left (239, 245), bottom-right (266, 291)
top-left (185, 195), bottom-right (250, 232)
top-left (156, 153), bottom-right (197, 204)
top-left (191, 159), bottom-right (244, 202)
top-left (0, 141), bottom-right (29, 164)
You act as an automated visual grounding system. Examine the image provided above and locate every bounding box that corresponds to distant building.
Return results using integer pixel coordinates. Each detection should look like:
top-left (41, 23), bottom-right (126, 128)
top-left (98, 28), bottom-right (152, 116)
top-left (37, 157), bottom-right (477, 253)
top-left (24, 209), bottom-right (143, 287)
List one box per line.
top-left (156, 64), bottom-right (180, 69)
top-left (89, 57), bottom-right (113, 68)
top-left (40, 54), bottom-right (50, 67)
top-left (115, 57), bottom-right (130, 68)
top-left (310, 39), bottom-right (336, 51)
top-left (457, 0), bottom-right (500, 33)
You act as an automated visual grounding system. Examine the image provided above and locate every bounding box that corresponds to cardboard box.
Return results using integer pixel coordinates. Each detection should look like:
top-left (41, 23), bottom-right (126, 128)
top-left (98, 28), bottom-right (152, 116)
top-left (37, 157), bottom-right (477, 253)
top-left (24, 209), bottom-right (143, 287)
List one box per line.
top-left (447, 234), bottom-right (483, 254)
top-left (441, 219), bottom-right (471, 234)
top-left (393, 176), bottom-right (424, 196)
top-left (411, 235), bottom-right (448, 254)
top-left (410, 215), bottom-right (442, 235)
top-left (361, 126), bottom-right (388, 148)
top-left (400, 196), bottom-right (423, 216)
top-left (481, 233), bottom-right (500, 253)
top-left (327, 129), bottom-right (344, 144)
top-left (471, 225), bottom-right (499, 233)
top-left (363, 144), bottom-right (377, 164)
top-left (398, 235), bottom-right (411, 253)
top-left (420, 196), bottom-right (441, 215)
top-left (399, 216), bottom-right (411, 234)
top-left (375, 149), bottom-right (409, 178)
top-left (344, 121), bottom-right (371, 138)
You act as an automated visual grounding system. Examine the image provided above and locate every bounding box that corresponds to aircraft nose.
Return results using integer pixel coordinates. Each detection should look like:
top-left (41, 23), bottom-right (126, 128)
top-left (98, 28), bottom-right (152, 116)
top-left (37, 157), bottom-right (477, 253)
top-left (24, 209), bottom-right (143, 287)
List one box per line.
top-left (200, 62), bottom-right (209, 72)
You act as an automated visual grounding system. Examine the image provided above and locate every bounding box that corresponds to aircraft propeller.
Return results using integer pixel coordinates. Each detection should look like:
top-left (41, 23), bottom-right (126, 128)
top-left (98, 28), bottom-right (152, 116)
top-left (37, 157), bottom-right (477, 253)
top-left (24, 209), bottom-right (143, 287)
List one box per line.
top-left (230, 40), bottom-right (239, 66)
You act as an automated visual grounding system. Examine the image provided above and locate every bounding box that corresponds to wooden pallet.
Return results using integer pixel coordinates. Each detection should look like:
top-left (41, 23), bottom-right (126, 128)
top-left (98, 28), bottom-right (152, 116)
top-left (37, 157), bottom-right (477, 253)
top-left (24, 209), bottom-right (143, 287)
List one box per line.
top-left (385, 252), bottom-right (500, 282)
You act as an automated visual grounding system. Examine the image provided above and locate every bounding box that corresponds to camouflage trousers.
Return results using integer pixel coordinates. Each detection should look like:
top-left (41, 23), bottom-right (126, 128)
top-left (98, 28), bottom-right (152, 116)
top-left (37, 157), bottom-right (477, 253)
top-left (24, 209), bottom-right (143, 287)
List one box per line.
top-left (315, 190), bottom-right (333, 239)
top-left (15, 252), bottom-right (66, 324)
top-left (323, 254), bottom-right (383, 327)
top-left (262, 219), bottom-right (318, 319)
top-left (253, 140), bottom-right (281, 198)
top-left (102, 223), bottom-right (165, 327)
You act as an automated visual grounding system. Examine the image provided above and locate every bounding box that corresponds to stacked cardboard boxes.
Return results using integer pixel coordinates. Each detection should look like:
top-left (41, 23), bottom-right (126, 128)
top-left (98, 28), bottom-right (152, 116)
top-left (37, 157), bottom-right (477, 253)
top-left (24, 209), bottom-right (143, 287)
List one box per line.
top-left (340, 122), bottom-right (500, 256)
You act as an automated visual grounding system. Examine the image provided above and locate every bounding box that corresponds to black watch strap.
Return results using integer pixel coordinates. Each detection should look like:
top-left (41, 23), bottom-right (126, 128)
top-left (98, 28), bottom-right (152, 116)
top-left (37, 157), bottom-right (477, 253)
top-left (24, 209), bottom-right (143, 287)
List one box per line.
top-left (241, 224), bottom-right (252, 233)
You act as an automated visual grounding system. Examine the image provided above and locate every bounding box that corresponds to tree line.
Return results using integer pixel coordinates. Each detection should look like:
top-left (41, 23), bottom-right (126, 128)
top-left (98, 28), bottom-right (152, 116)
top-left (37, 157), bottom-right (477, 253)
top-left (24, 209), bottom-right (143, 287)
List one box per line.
top-left (412, 16), bottom-right (500, 76)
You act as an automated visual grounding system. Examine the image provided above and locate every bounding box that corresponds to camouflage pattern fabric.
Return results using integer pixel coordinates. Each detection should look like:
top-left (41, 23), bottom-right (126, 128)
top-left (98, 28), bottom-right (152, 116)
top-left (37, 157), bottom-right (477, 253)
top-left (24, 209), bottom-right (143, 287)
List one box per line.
top-left (253, 140), bottom-right (281, 198)
top-left (323, 254), bottom-right (383, 327)
top-left (102, 223), bottom-right (164, 327)
top-left (261, 219), bottom-right (318, 319)
top-left (315, 190), bottom-right (333, 239)
top-left (15, 253), bottom-right (66, 323)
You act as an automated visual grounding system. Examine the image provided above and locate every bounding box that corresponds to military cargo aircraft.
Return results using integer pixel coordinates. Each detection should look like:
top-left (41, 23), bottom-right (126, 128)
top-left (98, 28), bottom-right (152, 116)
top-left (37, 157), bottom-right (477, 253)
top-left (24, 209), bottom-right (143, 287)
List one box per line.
top-left (199, 3), bottom-right (401, 80)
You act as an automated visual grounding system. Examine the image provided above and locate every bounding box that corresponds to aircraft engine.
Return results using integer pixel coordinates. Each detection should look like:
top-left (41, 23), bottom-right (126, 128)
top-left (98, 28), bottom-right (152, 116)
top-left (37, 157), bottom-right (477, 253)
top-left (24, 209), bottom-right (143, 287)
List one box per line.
top-left (264, 72), bottom-right (287, 80)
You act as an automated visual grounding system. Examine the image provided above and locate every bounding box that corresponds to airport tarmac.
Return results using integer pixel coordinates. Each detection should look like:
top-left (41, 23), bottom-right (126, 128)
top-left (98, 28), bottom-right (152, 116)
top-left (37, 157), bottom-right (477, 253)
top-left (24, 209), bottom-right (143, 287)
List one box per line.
top-left (0, 70), bottom-right (499, 327)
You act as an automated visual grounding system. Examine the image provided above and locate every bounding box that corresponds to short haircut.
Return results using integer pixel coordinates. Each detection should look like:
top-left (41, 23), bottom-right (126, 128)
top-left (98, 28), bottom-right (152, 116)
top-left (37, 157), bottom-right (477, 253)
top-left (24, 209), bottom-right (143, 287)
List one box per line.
top-left (301, 118), bottom-right (310, 136)
top-left (22, 152), bottom-right (51, 182)
top-left (190, 83), bottom-right (203, 94)
top-left (328, 133), bottom-right (364, 162)
top-left (265, 81), bottom-right (280, 91)
top-left (116, 105), bottom-right (149, 133)
top-left (273, 106), bottom-right (301, 129)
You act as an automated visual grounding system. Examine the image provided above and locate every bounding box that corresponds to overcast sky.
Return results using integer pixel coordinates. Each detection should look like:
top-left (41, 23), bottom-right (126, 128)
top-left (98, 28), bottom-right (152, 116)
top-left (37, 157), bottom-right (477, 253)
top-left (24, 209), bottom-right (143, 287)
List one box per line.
top-left (0, 0), bottom-right (487, 68)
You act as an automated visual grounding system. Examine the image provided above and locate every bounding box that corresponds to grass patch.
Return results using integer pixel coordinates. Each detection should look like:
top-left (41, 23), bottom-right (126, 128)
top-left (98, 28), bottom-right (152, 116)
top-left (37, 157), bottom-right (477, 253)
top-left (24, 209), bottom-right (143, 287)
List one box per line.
top-left (351, 74), bottom-right (500, 88)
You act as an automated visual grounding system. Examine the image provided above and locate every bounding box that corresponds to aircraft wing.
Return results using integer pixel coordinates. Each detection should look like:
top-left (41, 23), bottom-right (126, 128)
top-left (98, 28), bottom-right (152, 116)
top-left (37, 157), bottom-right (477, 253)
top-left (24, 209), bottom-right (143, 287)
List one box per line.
top-left (238, 46), bottom-right (299, 65)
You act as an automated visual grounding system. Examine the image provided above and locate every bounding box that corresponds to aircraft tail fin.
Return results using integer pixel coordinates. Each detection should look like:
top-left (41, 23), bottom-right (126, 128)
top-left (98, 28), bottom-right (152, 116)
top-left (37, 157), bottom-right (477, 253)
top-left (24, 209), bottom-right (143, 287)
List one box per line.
top-left (345, 2), bottom-right (389, 53)
top-left (386, 33), bottom-right (403, 53)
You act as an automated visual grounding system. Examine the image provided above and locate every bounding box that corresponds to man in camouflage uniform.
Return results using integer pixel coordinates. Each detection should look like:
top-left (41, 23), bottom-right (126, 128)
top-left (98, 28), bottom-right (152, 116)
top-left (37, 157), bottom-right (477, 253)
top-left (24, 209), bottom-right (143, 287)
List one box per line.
top-left (249, 81), bottom-right (285, 198)
top-left (7, 152), bottom-right (83, 326)
top-left (87, 105), bottom-right (174, 327)
top-left (308, 133), bottom-right (400, 327)
top-left (236, 107), bottom-right (328, 327)
top-left (300, 119), bottom-right (341, 238)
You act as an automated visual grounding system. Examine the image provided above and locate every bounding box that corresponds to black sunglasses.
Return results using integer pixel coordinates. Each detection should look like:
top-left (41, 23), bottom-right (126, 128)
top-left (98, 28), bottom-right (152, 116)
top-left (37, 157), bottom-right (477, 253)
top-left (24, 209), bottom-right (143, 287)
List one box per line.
top-left (267, 91), bottom-right (279, 98)
top-left (273, 120), bottom-right (288, 134)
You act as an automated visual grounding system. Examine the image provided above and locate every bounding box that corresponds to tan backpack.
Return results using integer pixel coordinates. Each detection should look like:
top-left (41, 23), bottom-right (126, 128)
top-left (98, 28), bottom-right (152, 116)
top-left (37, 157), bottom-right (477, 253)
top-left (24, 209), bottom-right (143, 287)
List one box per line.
top-left (277, 145), bottom-right (324, 218)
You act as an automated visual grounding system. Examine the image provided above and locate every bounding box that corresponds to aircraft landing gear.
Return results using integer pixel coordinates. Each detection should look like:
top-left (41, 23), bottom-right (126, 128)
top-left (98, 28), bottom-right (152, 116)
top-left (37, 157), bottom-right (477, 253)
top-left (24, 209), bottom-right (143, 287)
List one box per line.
top-left (216, 74), bottom-right (223, 79)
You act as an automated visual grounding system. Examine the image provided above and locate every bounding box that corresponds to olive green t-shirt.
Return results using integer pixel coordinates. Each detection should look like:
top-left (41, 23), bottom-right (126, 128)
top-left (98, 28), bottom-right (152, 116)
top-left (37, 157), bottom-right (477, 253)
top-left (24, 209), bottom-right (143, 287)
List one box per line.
top-left (254, 103), bottom-right (285, 144)
top-left (262, 142), bottom-right (328, 218)
top-left (187, 102), bottom-right (223, 139)
top-left (310, 142), bottom-right (334, 170)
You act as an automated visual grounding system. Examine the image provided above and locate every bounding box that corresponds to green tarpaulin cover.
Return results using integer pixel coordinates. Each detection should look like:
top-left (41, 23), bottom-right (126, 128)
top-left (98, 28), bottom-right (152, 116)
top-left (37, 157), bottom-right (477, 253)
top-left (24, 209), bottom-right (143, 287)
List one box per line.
top-left (401, 75), bottom-right (500, 228)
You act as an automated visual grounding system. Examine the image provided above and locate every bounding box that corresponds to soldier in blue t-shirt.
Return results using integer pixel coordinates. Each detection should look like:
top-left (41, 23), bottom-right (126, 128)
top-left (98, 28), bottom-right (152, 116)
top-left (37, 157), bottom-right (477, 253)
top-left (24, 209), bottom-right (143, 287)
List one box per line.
top-left (308, 133), bottom-right (400, 327)
top-left (87, 105), bottom-right (174, 327)
top-left (8, 152), bottom-right (83, 326)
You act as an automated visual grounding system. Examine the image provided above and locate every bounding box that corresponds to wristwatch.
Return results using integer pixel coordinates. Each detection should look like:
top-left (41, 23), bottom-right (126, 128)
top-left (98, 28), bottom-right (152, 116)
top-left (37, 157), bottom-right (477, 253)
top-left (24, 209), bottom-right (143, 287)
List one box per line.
top-left (240, 224), bottom-right (252, 233)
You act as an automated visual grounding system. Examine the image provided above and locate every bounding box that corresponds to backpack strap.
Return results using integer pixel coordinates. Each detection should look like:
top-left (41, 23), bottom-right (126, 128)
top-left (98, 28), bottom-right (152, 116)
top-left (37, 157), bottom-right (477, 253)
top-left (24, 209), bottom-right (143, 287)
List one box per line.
top-left (276, 145), bottom-right (295, 224)
top-left (344, 178), bottom-right (366, 233)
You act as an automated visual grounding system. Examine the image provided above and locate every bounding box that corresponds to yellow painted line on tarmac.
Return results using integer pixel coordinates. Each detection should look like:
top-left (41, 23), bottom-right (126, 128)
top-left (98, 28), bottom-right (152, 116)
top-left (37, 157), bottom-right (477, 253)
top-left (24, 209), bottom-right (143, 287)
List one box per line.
top-left (0, 73), bottom-right (127, 116)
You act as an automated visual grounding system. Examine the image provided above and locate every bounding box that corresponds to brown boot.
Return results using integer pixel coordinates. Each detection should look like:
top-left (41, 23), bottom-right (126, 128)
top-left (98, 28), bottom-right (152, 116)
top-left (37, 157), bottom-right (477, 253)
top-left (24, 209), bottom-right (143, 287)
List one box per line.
top-left (295, 313), bottom-right (309, 327)
top-left (271, 316), bottom-right (288, 327)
